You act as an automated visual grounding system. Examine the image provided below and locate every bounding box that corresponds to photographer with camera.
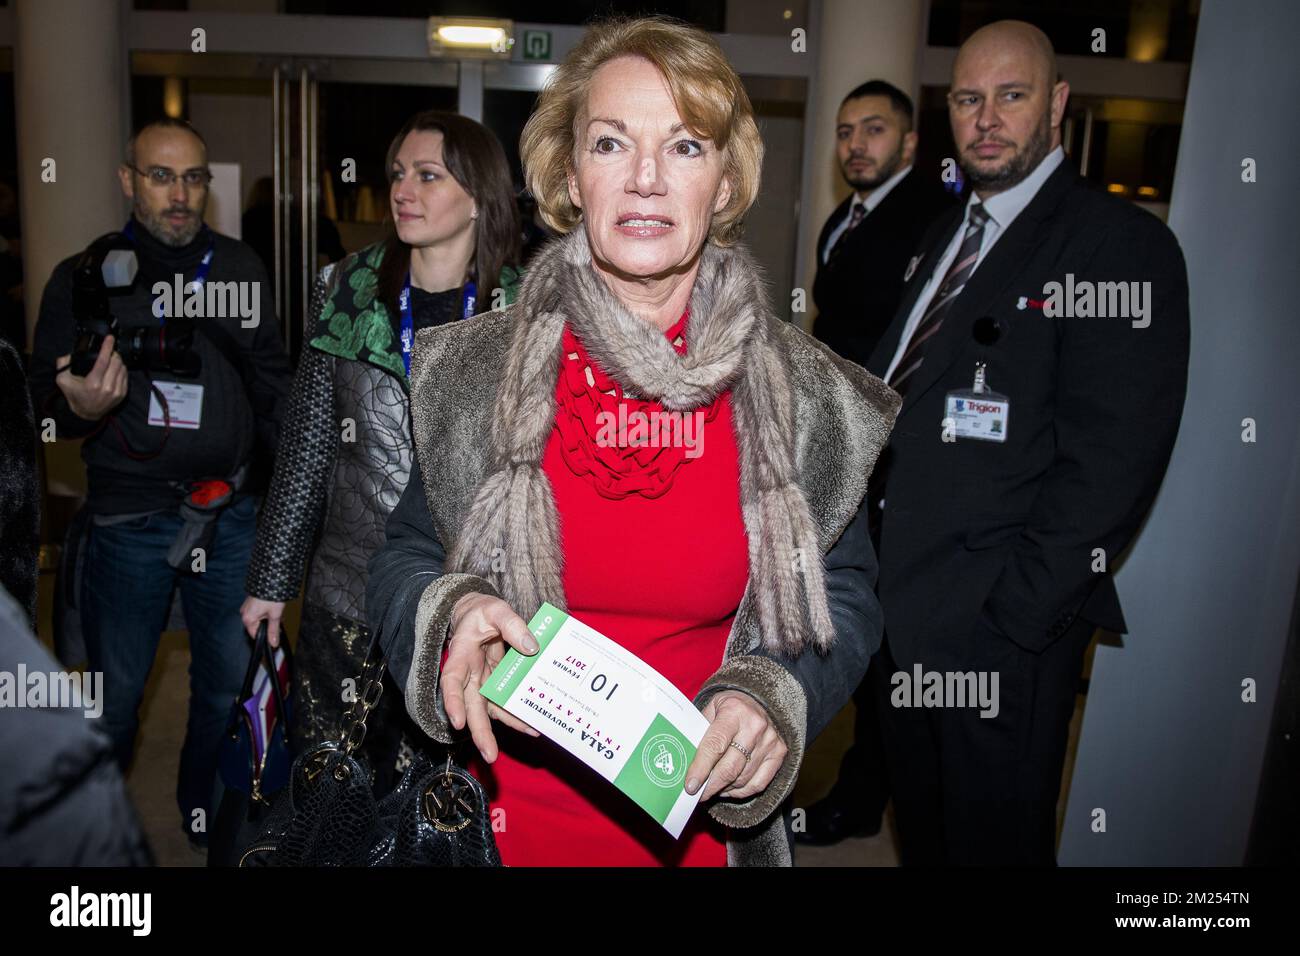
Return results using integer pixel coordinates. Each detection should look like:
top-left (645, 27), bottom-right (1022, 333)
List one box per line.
top-left (28, 118), bottom-right (291, 853)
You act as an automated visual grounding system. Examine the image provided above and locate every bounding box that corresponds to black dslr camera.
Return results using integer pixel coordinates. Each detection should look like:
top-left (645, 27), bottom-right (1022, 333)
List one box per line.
top-left (70, 232), bottom-right (201, 377)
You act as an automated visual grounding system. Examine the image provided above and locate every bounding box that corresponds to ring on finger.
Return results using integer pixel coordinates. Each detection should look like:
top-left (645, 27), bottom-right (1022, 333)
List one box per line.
top-left (729, 741), bottom-right (753, 762)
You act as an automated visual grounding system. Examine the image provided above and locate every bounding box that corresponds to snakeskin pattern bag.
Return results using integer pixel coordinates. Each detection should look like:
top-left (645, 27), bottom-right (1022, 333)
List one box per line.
top-left (238, 630), bottom-right (500, 867)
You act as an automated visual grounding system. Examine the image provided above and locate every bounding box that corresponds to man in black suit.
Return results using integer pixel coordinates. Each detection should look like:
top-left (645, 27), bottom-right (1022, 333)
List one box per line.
top-left (812, 80), bottom-right (954, 368)
top-left (800, 81), bottom-right (955, 849)
top-left (864, 21), bottom-right (1189, 865)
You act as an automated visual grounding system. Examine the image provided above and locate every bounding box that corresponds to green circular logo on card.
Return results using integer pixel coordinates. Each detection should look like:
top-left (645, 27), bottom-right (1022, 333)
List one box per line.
top-left (642, 733), bottom-right (687, 789)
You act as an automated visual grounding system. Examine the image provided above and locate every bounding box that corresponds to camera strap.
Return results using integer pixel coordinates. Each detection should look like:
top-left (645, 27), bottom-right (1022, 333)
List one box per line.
top-left (106, 381), bottom-right (173, 460)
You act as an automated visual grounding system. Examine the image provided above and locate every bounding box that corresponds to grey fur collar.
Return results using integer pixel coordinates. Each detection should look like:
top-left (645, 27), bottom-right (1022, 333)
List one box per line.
top-left (446, 229), bottom-right (834, 656)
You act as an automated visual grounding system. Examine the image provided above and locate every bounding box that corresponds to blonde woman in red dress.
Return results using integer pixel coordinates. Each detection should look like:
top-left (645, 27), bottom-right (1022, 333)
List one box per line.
top-left (367, 16), bottom-right (900, 866)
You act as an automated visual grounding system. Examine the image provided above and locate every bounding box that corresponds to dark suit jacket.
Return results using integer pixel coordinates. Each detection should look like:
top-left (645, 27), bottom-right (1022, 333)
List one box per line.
top-left (865, 159), bottom-right (1189, 668)
top-left (813, 169), bottom-right (955, 367)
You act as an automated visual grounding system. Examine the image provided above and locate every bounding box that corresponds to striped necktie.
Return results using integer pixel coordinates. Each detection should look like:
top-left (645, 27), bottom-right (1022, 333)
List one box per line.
top-left (888, 202), bottom-right (991, 396)
top-left (829, 200), bottom-right (866, 259)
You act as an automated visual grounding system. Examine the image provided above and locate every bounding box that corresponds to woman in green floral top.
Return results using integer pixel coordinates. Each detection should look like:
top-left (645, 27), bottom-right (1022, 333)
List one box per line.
top-left (239, 112), bottom-right (522, 783)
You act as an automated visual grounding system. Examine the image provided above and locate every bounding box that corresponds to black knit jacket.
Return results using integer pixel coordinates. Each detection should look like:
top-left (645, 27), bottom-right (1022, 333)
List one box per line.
top-left (0, 340), bottom-right (39, 625)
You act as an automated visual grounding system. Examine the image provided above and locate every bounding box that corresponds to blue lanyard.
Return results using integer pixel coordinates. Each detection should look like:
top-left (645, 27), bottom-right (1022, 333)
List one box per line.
top-left (123, 220), bottom-right (215, 324)
top-left (398, 272), bottom-right (477, 377)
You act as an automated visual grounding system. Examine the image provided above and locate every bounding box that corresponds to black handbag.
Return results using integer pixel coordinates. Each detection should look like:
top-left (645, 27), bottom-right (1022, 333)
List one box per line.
top-left (238, 622), bottom-right (500, 867)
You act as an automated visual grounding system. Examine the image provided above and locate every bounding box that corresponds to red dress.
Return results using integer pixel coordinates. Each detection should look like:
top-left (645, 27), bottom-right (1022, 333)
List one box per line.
top-left (468, 312), bottom-right (749, 866)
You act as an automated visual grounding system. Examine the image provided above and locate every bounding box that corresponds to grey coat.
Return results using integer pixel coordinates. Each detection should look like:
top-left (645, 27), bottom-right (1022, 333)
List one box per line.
top-left (245, 256), bottom-right (414, 623)
top-left (366, 249), bottom-right (899, 866)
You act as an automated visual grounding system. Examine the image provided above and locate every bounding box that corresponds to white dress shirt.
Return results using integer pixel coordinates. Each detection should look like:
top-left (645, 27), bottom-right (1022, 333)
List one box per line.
top-left (821, 164), bottom-right (915, 265)
top-left (883, 146), bottom-right (1065, 382)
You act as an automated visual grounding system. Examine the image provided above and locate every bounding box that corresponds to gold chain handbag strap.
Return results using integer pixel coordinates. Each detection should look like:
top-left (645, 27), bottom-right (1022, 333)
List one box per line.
top-left (337, 654), bottom-right (386, 759)
top-left (336, 570), bottom-right (428, 761)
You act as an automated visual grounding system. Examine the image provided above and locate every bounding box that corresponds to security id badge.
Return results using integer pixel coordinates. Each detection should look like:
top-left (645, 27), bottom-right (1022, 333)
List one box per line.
top-left (481, 602), bottom-right (711, 838)
top-left (944, 363), bottom-right (1008, 442)
top-left (147, 381), bottom-right (204, 429)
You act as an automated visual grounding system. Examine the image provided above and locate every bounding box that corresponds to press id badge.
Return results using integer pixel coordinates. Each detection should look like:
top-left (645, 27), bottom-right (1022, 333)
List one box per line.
top-left (944, 364), bottom-right (1008, 443)
top-left (148, 381), bottom-right (204, 429)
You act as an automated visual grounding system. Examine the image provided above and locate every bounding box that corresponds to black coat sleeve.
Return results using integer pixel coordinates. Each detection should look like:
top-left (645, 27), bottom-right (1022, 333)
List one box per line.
top-left (366, 458), bottom-right (500, 744)
top-left (694, 497), bottom-right (882, 829)
top-left (762, 499), bottom-right (882, 744)
top-left (0, 341), bottom-right (39, 626)
top-left (244, 268), bottom-right (338, 601)
top-left (243, 348), bottom-right (337, 602)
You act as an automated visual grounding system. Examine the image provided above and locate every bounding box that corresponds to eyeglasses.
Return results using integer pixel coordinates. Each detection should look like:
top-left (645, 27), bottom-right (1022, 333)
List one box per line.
top-left (129, 165), bottom-right (213, 189)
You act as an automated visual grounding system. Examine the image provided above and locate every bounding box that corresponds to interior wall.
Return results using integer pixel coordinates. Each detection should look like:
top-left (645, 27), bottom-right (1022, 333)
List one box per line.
top-left (745, 107), bottom-right (804, 313)
top-left (1059, 0), bottom-right (1300, 865)
top-left (188, 86), bottom-right (273, 214)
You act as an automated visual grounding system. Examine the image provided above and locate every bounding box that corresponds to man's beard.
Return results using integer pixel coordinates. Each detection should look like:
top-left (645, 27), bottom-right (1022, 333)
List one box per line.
top-left (135, 201), bottom-right (203, 247)
top-left (842, 141), bottom-right (905, 192)
top-left (962, 111), bottom-right (1052, 193)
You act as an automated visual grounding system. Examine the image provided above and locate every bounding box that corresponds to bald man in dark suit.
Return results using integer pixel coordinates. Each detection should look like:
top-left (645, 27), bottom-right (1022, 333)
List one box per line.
top-left (863, 21), bottom-right (1188, 865)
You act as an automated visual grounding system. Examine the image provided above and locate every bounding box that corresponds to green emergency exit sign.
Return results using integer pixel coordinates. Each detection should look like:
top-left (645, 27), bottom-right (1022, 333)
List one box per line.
top-left (522, 30), bottom-right (551, 61)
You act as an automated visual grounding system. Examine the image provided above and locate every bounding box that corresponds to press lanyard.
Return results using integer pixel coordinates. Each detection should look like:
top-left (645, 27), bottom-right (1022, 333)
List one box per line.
top-left (123, 219), bottom-right (215, 323)
top-left (398, 272), bottom-right (477, 377)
